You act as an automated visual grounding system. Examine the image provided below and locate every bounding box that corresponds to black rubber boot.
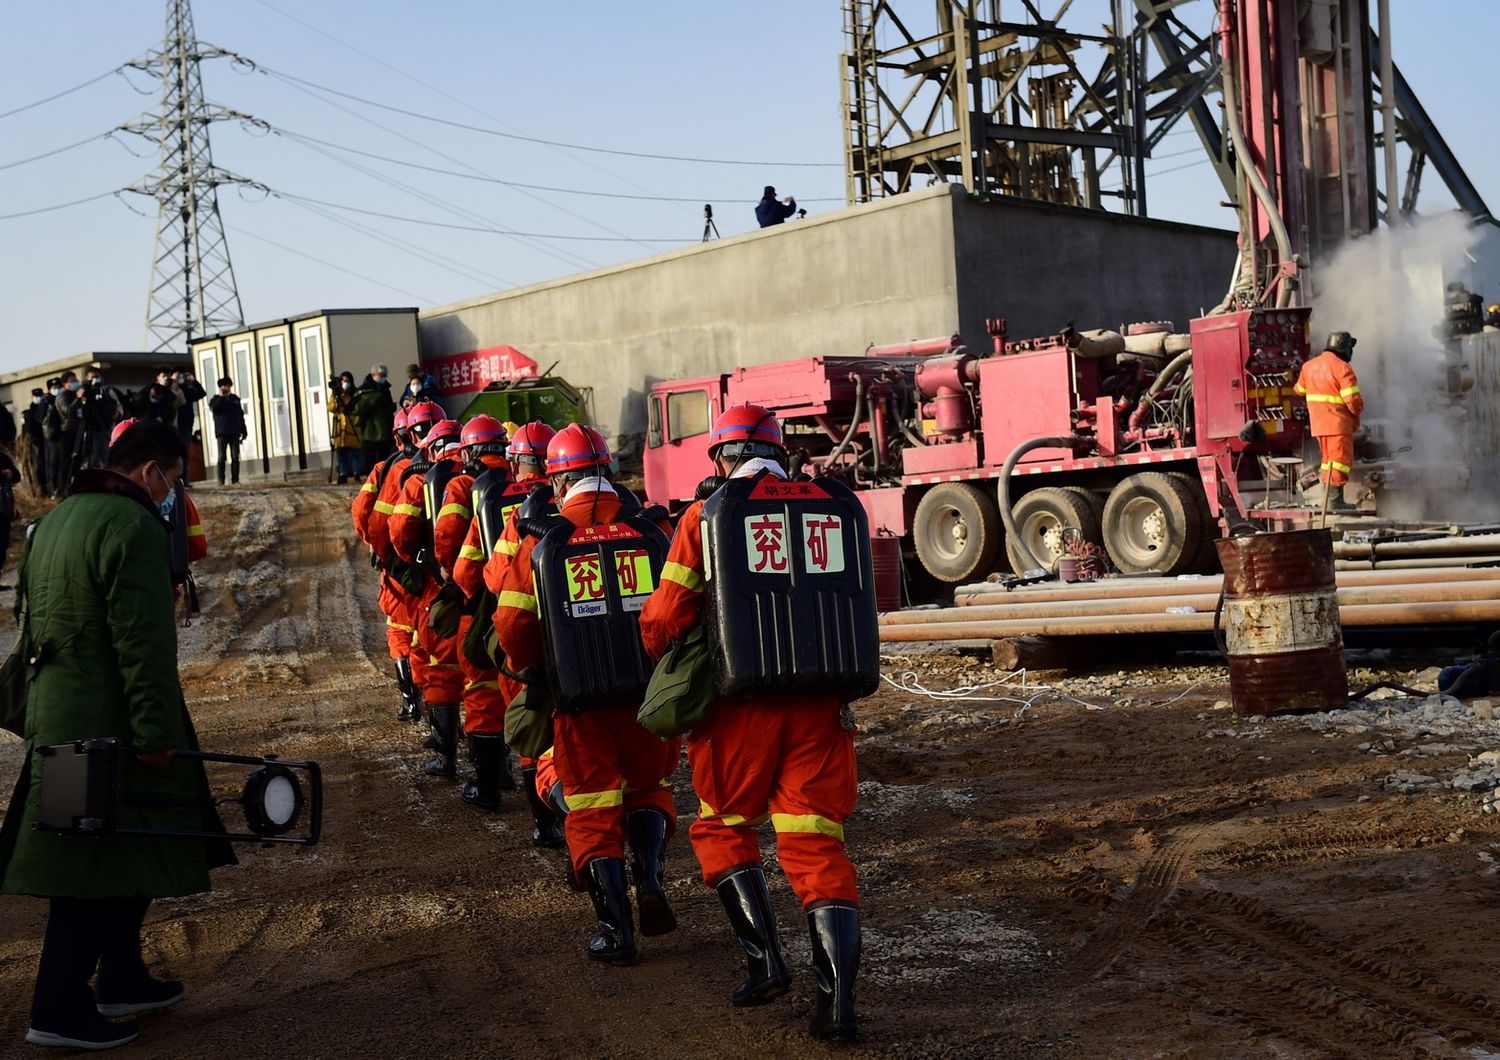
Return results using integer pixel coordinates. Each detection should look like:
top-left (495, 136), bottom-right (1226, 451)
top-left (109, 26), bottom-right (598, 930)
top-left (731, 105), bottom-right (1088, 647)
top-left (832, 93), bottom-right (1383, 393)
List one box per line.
top-left (583, 858), bottom-right (637, 965)
top-left (807, 903), bottom-right (860, 1042)
top-left (460, 734), bottom-right (503, 810)
top-left (626, 809), bottom-right (676, 937)
top-left (521, 766), bottom-right (564, 848)
top-left (1327, 484), bottom-right (1356, 511)
top-left (422, 705), bottom-right (459, 778)
top-left (395, 659), bottom-right (421, 722)
top-left (714, 866), bottom-right (792, 1007)
top-left (496, 742), bottom-right (517, 791)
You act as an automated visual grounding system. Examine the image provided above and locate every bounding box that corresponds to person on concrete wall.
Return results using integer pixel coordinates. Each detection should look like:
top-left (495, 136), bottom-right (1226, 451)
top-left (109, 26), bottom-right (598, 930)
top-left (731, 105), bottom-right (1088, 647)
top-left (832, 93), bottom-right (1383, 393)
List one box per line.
top-left (207, 378), bottom-right (248, 486)
top-left (0, 420), bottom-right (235, 1051)
top-left (639, 403), bottom-right (864, 1043)
top-left (755, 185), bottom-right (797, 228)
top-left (330, 371), bottom-right (363, 484)
top-left (1294, 331), bottom-right (1365, 512)
top-left (354, 367), bottom-right (397, 469)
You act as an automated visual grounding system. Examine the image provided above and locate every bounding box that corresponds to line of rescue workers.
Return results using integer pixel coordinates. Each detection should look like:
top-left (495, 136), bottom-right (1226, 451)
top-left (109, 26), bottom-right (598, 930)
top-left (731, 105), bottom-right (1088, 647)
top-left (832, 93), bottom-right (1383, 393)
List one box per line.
top-left (349, 401), bottom-right (881, 1043)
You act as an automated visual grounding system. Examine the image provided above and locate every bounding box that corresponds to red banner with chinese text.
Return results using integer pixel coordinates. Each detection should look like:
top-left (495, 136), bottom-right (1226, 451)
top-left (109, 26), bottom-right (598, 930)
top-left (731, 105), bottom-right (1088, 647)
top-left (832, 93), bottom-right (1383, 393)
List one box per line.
top-left (424, 345), bottom-right (538, 395)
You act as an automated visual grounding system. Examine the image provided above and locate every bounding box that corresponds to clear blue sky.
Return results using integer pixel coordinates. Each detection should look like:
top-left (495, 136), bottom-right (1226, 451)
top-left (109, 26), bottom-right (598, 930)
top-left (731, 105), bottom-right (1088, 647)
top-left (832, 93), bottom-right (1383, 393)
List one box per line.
top-left (0, 0), bottom-right (1492, 373)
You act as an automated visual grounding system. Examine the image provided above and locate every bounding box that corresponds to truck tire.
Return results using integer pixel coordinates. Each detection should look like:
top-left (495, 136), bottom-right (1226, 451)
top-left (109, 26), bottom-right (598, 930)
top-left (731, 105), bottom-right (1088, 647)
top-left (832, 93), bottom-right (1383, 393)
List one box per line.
top-left (1166, 470), bottom-right (1221, 574)
top-left (1101, 471), bottom-right (1205, 575)
top-left (1004, 487), bottom-right (1102, 574)
top-left (913, 482), bottom-right (1001, 584)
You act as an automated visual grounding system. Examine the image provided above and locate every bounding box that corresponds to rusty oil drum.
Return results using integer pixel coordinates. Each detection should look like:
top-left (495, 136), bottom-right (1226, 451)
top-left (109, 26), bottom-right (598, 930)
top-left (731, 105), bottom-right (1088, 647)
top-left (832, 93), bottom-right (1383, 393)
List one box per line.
top-left (1214, 529), bottom-right (1348, 716)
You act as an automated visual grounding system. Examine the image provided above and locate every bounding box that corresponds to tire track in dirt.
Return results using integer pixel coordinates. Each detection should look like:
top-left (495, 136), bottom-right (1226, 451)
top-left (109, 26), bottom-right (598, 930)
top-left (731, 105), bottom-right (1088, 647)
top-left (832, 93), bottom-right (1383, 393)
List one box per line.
top-left (1204, 822), bottom-right (1441, 872)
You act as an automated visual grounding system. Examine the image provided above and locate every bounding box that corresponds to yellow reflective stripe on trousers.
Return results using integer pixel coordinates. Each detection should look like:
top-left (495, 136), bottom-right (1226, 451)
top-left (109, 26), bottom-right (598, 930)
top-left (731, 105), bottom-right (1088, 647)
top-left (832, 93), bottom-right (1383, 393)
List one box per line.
top-left (1329, 460), bottom-right (1352, 473)
top-left (770, 813), bottom-right (845, 841)
top-left (459, 545), bottom-right (486, 562)
top-left (662, 561), bottom-right (704, 593)
top-left (566, 787), bottom-right (624, 811)
top-left (1339, 385), bottom-right (1360, 398)
top-left (438, 502), bottom-right (472, 521)
top-left (498, 589), bottom-right (537, 613)
top-left (1303, 393), bottom-right (1345, 405)
top-left (698, 799), bottom-right (769, 829)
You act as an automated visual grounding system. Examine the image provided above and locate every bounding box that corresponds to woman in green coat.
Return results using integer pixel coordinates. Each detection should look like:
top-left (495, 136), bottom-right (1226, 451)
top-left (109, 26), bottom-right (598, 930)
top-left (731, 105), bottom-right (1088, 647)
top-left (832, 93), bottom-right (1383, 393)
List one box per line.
top-left (0, 420), bottom-right (232, 1051)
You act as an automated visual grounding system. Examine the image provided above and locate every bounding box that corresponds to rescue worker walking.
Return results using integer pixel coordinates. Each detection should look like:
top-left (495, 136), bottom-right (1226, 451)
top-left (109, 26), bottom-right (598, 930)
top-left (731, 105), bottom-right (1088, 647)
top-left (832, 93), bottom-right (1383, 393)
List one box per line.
top-left (390, 419), bottom-right (467, 777)
top-left (477, 421), bottom-right (564, 847)
top-left (1294, 331), bottom-right (1365, 512)
top-left (495, 424), bottom-right (678, 965)
top-left (639, 404), bottom-right (872, 1042)
top-left (434, 415), bottom-right (516, 810)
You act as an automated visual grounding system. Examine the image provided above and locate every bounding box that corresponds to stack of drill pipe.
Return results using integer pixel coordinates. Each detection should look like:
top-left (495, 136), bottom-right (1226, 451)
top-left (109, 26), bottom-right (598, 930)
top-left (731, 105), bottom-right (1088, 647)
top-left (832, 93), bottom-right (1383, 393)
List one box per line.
top-left (880, 567), bottom-right (1500, 643)
top-left (1333, 532), bottom-right (1500, 570)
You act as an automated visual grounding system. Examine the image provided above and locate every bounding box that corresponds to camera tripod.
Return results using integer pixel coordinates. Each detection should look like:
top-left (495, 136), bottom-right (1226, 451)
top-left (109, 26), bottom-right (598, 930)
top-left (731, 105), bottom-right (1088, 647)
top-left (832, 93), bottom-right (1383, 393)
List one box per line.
top-left (702, 203), bottom-right (720, 242)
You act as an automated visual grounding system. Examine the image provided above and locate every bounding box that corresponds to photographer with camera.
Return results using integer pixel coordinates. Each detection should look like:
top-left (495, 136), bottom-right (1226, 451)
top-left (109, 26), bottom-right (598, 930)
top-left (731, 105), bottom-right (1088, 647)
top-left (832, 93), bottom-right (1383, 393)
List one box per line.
top-left (755, 185), bottom-right (798, 228)
top-left (138, 368), bottom-right (182, 427)
top-left (175, 370), bottom-right (206, 452)
top-left (73, 369), bottom-right (124, 471)
top-left (330, 371), bottom-right (363, 484)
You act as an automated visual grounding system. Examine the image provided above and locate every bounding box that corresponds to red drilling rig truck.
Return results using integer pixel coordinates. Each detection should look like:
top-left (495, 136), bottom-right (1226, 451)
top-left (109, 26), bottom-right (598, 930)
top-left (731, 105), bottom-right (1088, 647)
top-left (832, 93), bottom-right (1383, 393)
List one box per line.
top-left (642, 308), bottom-right (1342, 589)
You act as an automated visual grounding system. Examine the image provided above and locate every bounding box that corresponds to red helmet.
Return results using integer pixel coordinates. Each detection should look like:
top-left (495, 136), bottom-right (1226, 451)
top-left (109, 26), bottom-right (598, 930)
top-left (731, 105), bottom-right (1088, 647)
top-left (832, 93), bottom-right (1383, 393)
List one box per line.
top-left (546, 423), bottom-right (611, 475)
top-left (459, 414), bottom-right (507, 451)
top-left (109, 418), bottom-right (141, 449)
top-left (419, 418), bottom-right (461, 452)
top-left (392, 406), bottom-right (410, 435)
top-left (709, 404), bottom-right (784, 458)
top-left (405, 400), bottom-right (443, 441)
top-left (507, 420), bottom-right (556, 463)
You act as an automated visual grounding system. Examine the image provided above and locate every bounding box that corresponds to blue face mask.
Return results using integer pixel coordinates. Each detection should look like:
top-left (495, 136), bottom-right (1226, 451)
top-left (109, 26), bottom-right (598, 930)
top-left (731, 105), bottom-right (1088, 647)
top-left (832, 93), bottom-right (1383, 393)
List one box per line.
top-left (154, 467), bottom-right (177, 520)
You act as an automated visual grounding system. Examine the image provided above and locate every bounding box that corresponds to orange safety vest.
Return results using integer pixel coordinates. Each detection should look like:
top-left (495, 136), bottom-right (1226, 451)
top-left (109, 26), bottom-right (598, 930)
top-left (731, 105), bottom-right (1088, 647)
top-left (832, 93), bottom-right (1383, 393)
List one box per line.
top-left (1293, 350), bottom-right (1364, 436)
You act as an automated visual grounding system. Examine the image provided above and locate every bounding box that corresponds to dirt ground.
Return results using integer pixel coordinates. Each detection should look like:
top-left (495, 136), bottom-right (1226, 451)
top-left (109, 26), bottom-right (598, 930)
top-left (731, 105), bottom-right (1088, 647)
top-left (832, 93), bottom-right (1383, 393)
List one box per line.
top-left (2, 485), bottom-right (1500, 1058)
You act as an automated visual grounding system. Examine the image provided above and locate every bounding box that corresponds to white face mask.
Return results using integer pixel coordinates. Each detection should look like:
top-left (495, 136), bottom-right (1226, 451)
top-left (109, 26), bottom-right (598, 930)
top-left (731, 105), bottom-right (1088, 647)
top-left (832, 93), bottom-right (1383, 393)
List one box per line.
top-left (410, 381), bottom-right (423, 394)
top-left (341, 380), bottom-right (352, 391)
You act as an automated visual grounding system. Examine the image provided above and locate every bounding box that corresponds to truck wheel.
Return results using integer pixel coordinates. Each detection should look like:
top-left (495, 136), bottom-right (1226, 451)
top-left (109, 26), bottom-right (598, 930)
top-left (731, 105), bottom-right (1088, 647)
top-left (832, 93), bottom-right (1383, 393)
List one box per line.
top-left (1004, 487), bottom-right (1102, 574)
top-left (1166, 470), bottom-right (1221, 574)
top-left (1102, 472), bottom-right (1205, 575)
top-left (913, 482), bottom-right (1001, 584)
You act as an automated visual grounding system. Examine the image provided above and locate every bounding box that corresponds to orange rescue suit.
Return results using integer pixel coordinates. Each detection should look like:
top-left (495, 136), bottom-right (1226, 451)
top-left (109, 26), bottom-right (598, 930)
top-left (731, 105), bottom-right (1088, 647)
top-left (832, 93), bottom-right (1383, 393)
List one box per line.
top-left (639, 495), bottom-right (859, 909)
top-left (495, 487), bottom-right (678, 876)
top-left (390, 460), bottom-right (465, 703)
top-left (1294, 350), bottom-right (1364, 487)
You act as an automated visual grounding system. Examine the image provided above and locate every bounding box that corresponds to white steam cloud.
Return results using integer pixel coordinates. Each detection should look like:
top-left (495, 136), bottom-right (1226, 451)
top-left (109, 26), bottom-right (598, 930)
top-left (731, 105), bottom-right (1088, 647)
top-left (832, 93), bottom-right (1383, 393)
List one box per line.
top-left (1309, 211), bottom-right (1497, 521)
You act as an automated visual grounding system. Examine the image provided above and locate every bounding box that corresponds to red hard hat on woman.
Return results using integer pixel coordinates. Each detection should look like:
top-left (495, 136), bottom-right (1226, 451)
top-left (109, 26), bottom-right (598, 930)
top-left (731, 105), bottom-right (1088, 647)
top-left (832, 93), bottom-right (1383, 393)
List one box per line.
top-left (546, 423), bottom-right (611, 476)
top-left (506, 420), bottom-right (556, 463)
top-left (459, 414), bottom-right (507, 451)
top-left (419, 418), bottom-right (461, 452)
top-left (708, 403), bottom-right (784, 458)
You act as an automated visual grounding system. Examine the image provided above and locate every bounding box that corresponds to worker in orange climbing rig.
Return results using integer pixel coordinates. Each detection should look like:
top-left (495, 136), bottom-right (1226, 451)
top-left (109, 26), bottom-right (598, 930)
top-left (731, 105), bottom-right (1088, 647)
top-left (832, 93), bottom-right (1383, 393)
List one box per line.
top-left (435, 414), bottom-right (516, 811)
top-left (639, 403), bottom-right (866, 1042)
top-left (390, 416), bottom-right (467, 776)
top-left (474, 422), bottom-right (564, 845)
top-left (1294, 331), bottom-right (1365, 511)
top-left (495, 423), bottom-right (678, 965)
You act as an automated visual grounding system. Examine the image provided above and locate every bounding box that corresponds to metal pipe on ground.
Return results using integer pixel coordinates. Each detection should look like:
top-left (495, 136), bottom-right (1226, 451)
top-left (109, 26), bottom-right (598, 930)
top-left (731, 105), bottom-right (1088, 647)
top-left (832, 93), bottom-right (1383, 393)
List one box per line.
top-left (1336, 556), bottom-right (1500, 571)
top-left (1333, 534), bottom-right (1500, 559)
top-left (879, 600), bottom-right (1500, 642)
top-left (888, 583), bottom-right (1500, 627)
top-left (953, 566), bottom-right (1500, 603)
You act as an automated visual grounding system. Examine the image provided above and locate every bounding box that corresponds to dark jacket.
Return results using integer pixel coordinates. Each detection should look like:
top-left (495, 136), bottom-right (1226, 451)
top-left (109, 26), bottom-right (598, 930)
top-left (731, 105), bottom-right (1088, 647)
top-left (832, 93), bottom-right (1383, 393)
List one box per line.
top-left (21, 399), bottom-right (47, 443)
top-left (399, 373), bottom-right (440, 405)
top-left (137, 382), bottom-right (180, 424)
top-left (0, 470), bottom-right (233, 898)
top-left (755, 195), bottom-right (796, 228)
top-left (207, 392), bottom-right (248, 442)
top-left (353, 379), bottom-right (396, 447)
top-left (176, 378), bottom-right (207, 437)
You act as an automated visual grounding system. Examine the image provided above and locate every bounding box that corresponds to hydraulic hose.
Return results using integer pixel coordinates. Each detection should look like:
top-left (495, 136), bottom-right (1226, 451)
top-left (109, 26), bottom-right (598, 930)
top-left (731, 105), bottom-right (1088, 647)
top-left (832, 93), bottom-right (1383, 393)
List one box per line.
top-left (1128, 350), bottom-right (1194, 432)
top-left (1219, 38), bottom-right (1296, 308)
top-left (822, 376), bottom-right (866, 472)
top-left (998, 434), bottom-right (1085, 575)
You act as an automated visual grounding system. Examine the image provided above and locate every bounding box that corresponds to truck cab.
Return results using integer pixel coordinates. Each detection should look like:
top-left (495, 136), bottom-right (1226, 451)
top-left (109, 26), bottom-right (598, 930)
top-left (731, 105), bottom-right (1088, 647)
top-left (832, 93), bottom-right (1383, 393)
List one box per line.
top-left (644, 375), bottom-right (726, 508)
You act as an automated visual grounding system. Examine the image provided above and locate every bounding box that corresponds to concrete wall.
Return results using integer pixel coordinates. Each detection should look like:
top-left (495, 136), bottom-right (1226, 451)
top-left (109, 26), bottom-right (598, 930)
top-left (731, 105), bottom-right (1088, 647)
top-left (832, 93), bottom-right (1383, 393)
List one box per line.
top-left (949, 196), bottom-right (1238, 343)
top-left (419, 185), bottom-right (961, 442)
top-left (418, 185), bottom-right (1237, 447)
top-left (328, 312), bottom-right (420, 383)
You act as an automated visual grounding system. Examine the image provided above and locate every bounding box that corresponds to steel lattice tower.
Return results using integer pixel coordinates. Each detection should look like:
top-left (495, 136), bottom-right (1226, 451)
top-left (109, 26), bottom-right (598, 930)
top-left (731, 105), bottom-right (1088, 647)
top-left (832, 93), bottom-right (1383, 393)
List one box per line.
top-left (125, 0), bottom-right (247, 353)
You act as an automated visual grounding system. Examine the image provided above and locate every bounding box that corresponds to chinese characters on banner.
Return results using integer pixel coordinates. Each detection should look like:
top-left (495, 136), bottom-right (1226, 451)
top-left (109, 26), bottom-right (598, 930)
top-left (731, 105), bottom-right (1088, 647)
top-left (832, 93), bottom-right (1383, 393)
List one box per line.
top-left (423, 345), bottom-right (539, 396)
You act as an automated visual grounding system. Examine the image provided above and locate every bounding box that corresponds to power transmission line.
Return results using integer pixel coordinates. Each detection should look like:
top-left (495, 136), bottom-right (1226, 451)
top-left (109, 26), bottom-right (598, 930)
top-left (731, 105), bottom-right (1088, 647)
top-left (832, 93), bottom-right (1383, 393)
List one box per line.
top-left (0, 67), bottom-right (122, 120)
top-left (253, 65), bottom-right (842, 168)
top-left (227, 224), bottom-right (434, 303)
top-left (0, 189), bottom-right (122, 221)
top-left (0, 130), bottom-right (119, 172)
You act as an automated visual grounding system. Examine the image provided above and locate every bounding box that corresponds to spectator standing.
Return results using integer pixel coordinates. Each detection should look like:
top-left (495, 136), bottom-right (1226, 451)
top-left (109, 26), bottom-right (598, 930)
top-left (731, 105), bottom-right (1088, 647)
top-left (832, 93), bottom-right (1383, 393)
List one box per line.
top-left (353, 369), bottom-right (397, 470)
top-left (0, 421), bottom-right (234, 1051)
top-left (755, 185), bottom-right (798, 228)
top-left (42, 378), bottom-right (69, 498)
top-left (75, 371), bottom-right (122, 470)
top-left (19, 389), bottom-right (47, 494)
top-left (175, 370), bottom-right (206, 451)
top-left (54, 373), bottom-right (84, 490)
top-left (399, 362), bottom-right (440, 405)
top-left (330, 372), bottom-right (363, 483)
top-left (0, 401), bottom-right (15, 451)
top-left (207, 377), bottom-right (247, 485)
top-left (138, 369), bottom-right (182, 426)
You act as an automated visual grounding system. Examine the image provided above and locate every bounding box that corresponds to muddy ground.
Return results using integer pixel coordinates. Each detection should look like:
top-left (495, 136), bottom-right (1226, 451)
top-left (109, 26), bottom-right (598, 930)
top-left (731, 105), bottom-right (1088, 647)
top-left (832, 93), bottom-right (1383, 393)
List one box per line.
top-left (2, 486), bottom-right (1499, 1058)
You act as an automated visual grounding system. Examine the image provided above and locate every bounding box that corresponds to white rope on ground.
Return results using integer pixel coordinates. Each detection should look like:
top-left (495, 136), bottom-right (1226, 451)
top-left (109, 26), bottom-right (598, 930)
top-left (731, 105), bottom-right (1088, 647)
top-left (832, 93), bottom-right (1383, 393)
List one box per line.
top-left (878, 670), bottom-right (1213, 718)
